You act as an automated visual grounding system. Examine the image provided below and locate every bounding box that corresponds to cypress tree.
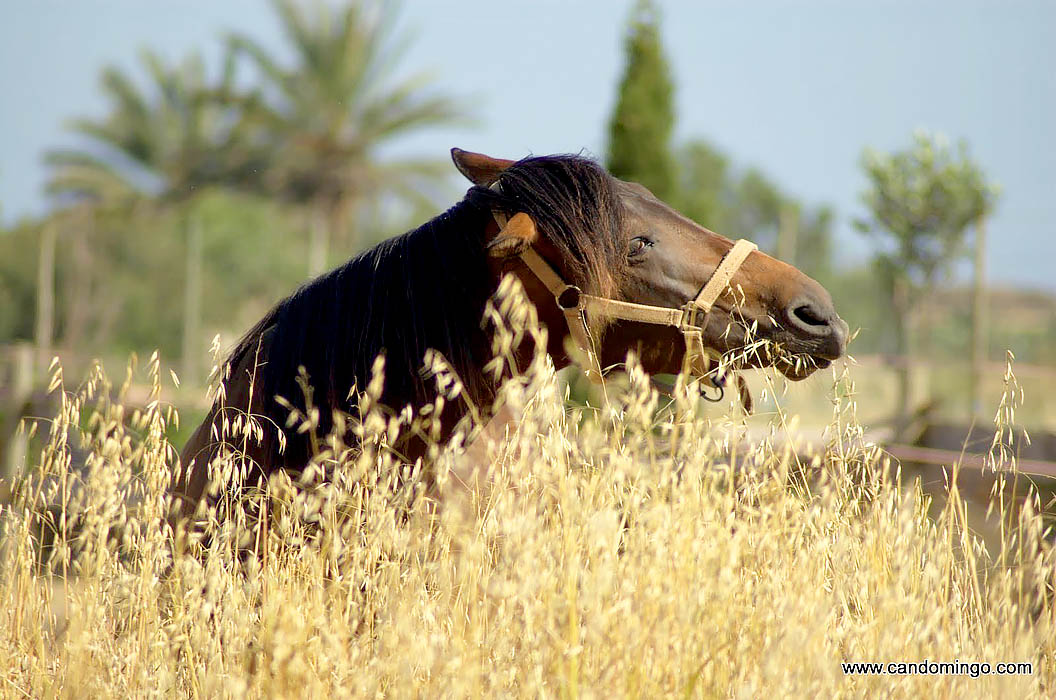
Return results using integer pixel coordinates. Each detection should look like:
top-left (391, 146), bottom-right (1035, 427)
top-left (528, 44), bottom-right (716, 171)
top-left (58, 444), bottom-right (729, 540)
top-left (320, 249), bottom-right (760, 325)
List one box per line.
top-left (606, 0), bottom-right (676, 200)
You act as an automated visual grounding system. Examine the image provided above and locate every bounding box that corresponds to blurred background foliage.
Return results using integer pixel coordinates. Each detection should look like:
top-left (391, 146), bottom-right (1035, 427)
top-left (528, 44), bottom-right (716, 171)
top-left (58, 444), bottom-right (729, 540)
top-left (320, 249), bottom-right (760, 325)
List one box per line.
top-left (0, 0), bottom-right (1052, 434)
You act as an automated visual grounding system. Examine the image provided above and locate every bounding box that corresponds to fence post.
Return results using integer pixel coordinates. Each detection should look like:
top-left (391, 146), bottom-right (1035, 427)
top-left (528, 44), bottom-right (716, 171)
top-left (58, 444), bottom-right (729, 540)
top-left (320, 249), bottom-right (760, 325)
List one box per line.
top-left (4, 343), bottom-right (35, 488)
top-left (777, 201), bottom-right (798, 266)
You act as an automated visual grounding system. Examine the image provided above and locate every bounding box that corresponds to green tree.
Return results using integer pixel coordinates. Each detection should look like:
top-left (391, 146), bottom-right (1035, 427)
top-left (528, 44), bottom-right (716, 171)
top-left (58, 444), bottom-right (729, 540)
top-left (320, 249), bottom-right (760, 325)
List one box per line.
top-left (672, 140), bottom-right (728, 228)
top-left (856, 131), bottom-right (998, 426)
top-left (605, 7), bottom-right (832, 277)
top-left (0, 221), bottom-right (42, 343)
top-left (724, 169), bottom-right (783, 252)
top-left (226, 0), bottom-right (467, 276)
top-left (606, 0), bottom-right (676, 200)
top-left (673, 139), bottom-right (834, 282)
top-left (45, 50), bottom-right (258, 384)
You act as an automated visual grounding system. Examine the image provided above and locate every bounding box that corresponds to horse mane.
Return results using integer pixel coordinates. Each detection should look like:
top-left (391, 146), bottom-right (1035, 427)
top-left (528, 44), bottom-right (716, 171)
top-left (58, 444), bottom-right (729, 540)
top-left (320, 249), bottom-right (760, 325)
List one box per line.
top-left (467, 153), bottom-right (627, 299)
top-left (217, 153), bottom-right (626, 467)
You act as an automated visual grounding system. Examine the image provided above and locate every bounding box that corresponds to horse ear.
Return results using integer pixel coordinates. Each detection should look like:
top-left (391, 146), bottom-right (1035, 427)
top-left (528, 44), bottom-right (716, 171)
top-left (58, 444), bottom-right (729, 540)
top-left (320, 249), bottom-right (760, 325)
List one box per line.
top-left (451, 148), bottom-right (515, 186)
top-left (487, 213), bottom-right (539, 258)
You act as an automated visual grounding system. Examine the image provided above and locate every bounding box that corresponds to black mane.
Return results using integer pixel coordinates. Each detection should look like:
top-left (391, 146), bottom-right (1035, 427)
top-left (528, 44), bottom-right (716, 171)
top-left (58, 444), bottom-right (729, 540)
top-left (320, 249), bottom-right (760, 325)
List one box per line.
top-left (216, 153), bottom-right (626, 468)
top-left (468, 153), bottom-right (627, 299)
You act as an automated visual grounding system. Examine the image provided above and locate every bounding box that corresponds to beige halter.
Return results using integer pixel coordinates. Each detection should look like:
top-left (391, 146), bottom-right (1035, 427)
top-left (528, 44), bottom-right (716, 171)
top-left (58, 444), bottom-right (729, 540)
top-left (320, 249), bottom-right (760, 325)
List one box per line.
top-left (493, 209), bottom-right (757, 395)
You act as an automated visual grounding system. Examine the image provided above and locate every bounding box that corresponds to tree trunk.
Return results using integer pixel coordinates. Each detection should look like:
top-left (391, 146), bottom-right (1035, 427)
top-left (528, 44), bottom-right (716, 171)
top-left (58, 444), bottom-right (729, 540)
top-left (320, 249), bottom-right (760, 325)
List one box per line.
top-left (970, 216), bottom-right (988, 419)
top-left (891, 275), bottom-right (913, 430)
top-left (35, 221), bottom-right (57, 373)
top-left (308, 206), bottom-right (329, 278)
top-left (181, 213), bottom-right (203, 386)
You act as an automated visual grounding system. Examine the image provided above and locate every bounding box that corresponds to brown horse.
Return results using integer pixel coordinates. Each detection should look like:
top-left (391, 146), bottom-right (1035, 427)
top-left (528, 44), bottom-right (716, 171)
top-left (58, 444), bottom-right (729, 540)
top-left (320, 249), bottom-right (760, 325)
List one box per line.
top-left (172, 149), bottom-right (847, 521)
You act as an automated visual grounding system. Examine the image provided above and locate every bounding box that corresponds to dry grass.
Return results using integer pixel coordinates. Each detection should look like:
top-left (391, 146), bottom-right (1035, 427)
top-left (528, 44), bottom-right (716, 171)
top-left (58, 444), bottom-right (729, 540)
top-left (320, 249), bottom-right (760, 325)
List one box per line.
top-left (2, 288), bottom-right (1054, 698)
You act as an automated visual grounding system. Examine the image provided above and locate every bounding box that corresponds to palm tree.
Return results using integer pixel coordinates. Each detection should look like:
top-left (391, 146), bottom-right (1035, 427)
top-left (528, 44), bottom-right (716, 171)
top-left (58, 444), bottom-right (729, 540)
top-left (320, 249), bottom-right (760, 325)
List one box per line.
top-left (226, 0), bottom-right (468, 276)
top-left (46, 50), bottom-right (262, 384)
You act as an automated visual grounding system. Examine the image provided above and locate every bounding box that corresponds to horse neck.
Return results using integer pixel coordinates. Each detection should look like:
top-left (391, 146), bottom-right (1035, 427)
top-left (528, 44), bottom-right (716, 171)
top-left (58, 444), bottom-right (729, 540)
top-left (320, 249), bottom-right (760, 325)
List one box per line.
top-left (354, 203), bottom-right (502, 413)
top-left (256, 198), bottom-right (589, 466)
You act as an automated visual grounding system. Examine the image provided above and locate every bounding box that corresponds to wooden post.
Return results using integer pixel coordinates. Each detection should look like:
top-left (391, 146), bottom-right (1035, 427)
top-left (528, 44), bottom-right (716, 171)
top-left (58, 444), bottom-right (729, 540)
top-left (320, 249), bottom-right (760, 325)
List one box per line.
top-left (970, 216), bottom-right (988, 418)
top-left (181, 212), bottom-right (203, 387)
top-left (35, 221), bottom-right (56, 373)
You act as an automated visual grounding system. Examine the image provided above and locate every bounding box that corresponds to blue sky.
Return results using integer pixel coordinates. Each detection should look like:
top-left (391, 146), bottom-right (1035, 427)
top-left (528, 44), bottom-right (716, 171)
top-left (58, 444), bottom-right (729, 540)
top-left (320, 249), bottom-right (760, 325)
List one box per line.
top-left (1, 0), bottom-right (1053, 290)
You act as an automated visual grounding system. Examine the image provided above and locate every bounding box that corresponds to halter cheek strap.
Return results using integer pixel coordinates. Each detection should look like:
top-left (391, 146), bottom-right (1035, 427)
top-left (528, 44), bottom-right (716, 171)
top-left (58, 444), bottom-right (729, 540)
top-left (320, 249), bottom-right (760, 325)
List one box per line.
top-left (496, 208), bottom-right (757, 394)
top-left (679, 238), bottom-right (757, 380)
top-left (518, 246), bottom-right (606, 380)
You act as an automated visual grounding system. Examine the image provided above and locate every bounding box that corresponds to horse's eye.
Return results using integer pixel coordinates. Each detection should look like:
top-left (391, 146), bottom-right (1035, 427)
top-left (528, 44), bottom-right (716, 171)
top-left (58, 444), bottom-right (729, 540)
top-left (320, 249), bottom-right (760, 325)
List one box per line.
top-left (628, 236), bottom-right (652, 258)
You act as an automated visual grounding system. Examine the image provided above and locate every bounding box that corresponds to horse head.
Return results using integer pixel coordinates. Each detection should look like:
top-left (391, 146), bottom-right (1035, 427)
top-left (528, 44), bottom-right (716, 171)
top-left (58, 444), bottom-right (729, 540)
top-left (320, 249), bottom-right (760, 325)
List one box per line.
top-left (452, 148), bottom-right (848, 387)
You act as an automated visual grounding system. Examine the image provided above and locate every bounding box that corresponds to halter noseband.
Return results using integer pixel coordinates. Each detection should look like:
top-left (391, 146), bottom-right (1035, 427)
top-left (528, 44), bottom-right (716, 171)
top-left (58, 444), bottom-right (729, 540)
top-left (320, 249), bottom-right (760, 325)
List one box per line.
top-left (492, 208), bottom-right (757, 399)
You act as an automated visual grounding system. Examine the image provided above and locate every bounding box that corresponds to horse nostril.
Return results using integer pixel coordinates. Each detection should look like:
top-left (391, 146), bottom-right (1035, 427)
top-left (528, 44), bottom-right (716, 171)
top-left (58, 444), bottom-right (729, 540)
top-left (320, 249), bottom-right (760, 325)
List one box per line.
top-left (792, 303), bottom-right (829, 329)
top-left (787, 297), bottom-right (848, 358)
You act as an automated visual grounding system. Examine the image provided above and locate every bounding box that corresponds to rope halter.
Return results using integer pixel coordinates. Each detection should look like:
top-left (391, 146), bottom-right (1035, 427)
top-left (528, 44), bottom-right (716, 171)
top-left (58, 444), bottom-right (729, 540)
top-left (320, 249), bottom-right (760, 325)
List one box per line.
top-left (492, 209), bottom-right (757, 399)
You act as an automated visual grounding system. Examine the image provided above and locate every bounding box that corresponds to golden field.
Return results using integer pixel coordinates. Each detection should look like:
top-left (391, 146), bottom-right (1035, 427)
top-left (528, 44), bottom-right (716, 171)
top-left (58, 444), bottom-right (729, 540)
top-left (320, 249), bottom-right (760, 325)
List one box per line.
top-left (1, 309), bottom-right (1053, 698)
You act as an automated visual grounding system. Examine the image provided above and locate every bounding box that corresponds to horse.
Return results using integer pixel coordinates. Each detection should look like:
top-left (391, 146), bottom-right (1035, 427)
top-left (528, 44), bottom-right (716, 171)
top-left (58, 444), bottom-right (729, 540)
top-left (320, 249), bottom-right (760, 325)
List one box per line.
top-left (171, 148), bottom-right (848, 524)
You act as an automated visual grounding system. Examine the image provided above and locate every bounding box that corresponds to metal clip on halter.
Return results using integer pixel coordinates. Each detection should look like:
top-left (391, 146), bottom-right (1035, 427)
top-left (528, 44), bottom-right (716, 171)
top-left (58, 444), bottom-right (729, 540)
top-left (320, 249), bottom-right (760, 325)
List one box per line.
top-left (554, 283), bottom-right (604, 382)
